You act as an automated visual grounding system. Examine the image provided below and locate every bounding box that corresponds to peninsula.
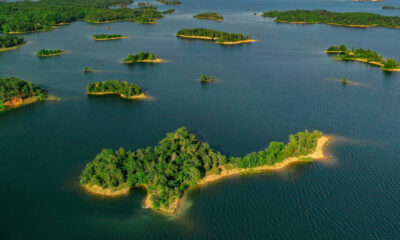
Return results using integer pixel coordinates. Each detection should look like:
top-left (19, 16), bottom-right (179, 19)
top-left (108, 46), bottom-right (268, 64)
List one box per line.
top-left (262, 10), bottom-right (400, 29)
top-left (87, 80), bottom-right (146, 99)
top-left (91, 34), bottom-right (127, 40)
top-left (177, 28), bottom-right (256, 45)
top-left (80, 128), bottom-right (331, 214)
top-left (0, 35), bottom-right (25, 52)
top-left (326, 45), bottom-right (400, 72)
top-left (155, 0), bottom-right (181, 5)
top-left (122, 51), bottom-right (163, 63)
top-left (194, 12), bottom-right (224, 21)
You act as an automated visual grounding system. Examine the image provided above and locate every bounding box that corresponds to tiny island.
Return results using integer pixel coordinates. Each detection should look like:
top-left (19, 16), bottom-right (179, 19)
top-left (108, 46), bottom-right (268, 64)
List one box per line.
top-left (92, 34), bottom-right (127, 40)
top-left (123, 51), bottom-right (163, 63)
top-left (36, 49), bottom-right (67, 57)
top-left (87, 80), bottom-right (146, 99)
top-left (382, 6), bottom-right (400, 10)
top-left (80, 128), bottom-right (331, 214)
top-left (0, 77), bottom-right (58, 112)
top-left (0, 35), bottom-right (25, 52)
top-left (193, 12), bottom-right (224, 21)
top-left (262, 10), bottom-right (400, 29)
top-left (200, 75), bottom-right (215, 83)
top-left (83, 67), bottom-right (94, 73)
top-left (176, 28), bottom-right (256, 45)
top-left (161, 9), bottom-right (176, 14)
top-left (326, 45), bottom-right (400, 72)
top-left (155, 0), bottom-right (181, 5)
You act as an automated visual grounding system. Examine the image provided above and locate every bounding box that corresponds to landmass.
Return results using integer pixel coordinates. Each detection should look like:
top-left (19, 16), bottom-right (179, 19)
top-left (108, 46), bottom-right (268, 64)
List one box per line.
top-left (36, 49), bottom-right (67, 57)
top-left (0, 35), bottom-right (25, 52)
top-left (382, 6), bottom-right (400, 10)
top-left (200, 75), bottom-right (215, 83)
top-left (326, 45), bottom-right (400, 72)
top-left (155, 0), bottom-right (181, 6)
top-left (81, 128), bottom-right (331, 215)
top-left (137, 2), bottom-right (150, 6)
top-left (83, 67), bottom-right (94, 73)
top-left (0, 77), bottom-right (58, 112)
top-left (193, 12), bottom-right (224, 21)
top-left (161, 9), bottom-right (176, 14)
top-left (176, 28), bottom-right (256, 45)
top-left (91, 34), bottom-right (127, 40)
top-left (122, 51), bottom-right (163, 63)
top-left (262, 10), bottom-right (400, 29)
top-left (87, 80), bottom-right (147, 99)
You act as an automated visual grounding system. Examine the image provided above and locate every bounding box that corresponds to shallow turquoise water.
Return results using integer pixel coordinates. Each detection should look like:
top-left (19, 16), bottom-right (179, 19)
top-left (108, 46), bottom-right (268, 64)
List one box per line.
top-left (1, 0), bottom-right (400, 239)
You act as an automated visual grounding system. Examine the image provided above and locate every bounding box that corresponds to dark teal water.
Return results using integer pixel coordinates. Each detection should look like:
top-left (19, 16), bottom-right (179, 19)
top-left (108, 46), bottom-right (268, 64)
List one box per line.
top-left (1, 0), bottom-right (400, 239)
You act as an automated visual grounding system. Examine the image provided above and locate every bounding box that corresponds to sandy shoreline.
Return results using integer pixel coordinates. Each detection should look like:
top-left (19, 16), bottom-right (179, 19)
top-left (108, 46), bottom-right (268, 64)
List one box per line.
top-left (194, 17), bottom-right (224, 22)
top-left (88, 92), bottom-right (148, 100)
top-left (0, 43), bottom-right (26, 52)
top-left (37, 51), bottom-right (68, 57)
top-left (83, 184), bottom-right (130, 197)
top-left (123, 58), bottom-right (164, 64)
top-left (177, 35), bottom-right (256, 44)
top-left (335, 57), bottom-right (400, 72)
top-left (92, 36), bottom-right (128, 41)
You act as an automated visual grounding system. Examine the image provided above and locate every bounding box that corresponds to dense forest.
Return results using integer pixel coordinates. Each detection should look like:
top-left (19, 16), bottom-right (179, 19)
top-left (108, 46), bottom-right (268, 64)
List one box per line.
top-left (123, 51), bottom-right (158, 63)
top-left (155, 0), bottom-right (181, 6)
top-left (262, 10), bottom-right (400, 28)
top-left (193, 12), bottom-right (224, 21)
top-left (0, 35), bottom-right (25, 49)
top-left (36, 49), bottom-right (65, 57)
top-left (177, 28), bottom-right (251, 43)
top-left (80, 128), bottom-right (322, 210)
top-left (0, 0), bottom-right (163, 33)
top-left (87, 80), bottom-right (142, 97)
top-left (325, 45), bottom-right (348, 52)
top-left (0, 77), bottom-right (47, 110)
top-left (92, 34), bottom-right (125, 39)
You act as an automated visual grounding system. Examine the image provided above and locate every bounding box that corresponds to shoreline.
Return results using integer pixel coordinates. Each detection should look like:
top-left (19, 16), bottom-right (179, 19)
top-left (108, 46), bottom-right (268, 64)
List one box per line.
top-left (1, 95), bottom-right (59, 112)
top-left (218, 39), bottom-right (257, 45)
top-left (87, 19), bottom-right (157, 24)
top-left (177, 35), bottom-right (256, 44)
top-left (37, 51), bottom-right (68, 57)
top-left (194, 17), bottom-right (224, 22)
top-left (83, 184), bottom-right (130, 197)
top-left (87, 92), bottom-right (148, 100)
top-left (335, 57), bottom-right (400, 72)
top-left (123, 58), bottom-right (164, 64)
top-left (0, 42), bottom-right (26, 52)
top-left (92, 36), bottom-right (128, 41)
top-left (275, 20), bottom-right (399, 28)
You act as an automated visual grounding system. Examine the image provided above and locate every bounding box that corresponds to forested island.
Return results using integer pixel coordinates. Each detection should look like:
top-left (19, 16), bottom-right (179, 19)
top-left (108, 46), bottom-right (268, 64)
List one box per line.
top-left (382, 6), bottom-right (400, 10)
top-left (36, 49), bottom-right (67, 57)
top-left (193, 12), bottom-right (224, 21)
top-left (80, 127), bottom-right (331, 214)
top-left (326, 45), bottom-right (400, 72)
top-left (87, 80), bottom-right (146, 99)
top-left (0, 35), bottom-right (25, 51)
top-left (123, 51), bottom-right (163, 63)
top-left (92, 34), bottom-right (127, 40)
top-left (161, 9), bottom-right (176, 14)
top-left (176, 28), bottom-right (256, 45)
top-left (0, 77), bottom-right (57, 112)
top-left (155, 0), bottom-right (181, 6)
top-left (200, 75), bottom-right (215, 83)
top-left (262, 10), bottom-right (400, 28)
top-left (0, 0), bottom-right (164, 33)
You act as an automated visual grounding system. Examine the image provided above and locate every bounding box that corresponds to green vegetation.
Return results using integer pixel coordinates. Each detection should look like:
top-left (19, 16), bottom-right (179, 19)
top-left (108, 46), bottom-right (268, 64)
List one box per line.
top-left (0, 77), bottom-right (47, 111)
top-left (0, 35), bottom-right (25, 50)
top-left (162, 9), bottom-right (176, 14)
top-left (87, 80), bottom-right (142, 98)
top-left (36, 49), bottom-right (65, 57)
top-left (80, 128), bottom-right (322, 210)
top-left (83, 67), bottom-right (94, 73)
top-left (326, 45), bottom-right (400, 71)
top-left (155, 0), bottom-right (181, 6)
top-left (382, 6), bottom-right (400, 10)
top-left (177, 28), bottom-right (252, 43)
top-left (0, 0), bottom-right (164, 33)
top-left (123, 51), bottom-right (159, 63)
top-left (193, 12), bottom-right (224, 21)
top-left (137, 2), bottom-right (150, 6)
top-left (200, 75), bottom-right (215, 83)
top-left (341, 77), bottom-right (348, 85)
top-left (92, 34), bottom-right (126, 40)
top-left (262, 10), bottom-right (400, 28)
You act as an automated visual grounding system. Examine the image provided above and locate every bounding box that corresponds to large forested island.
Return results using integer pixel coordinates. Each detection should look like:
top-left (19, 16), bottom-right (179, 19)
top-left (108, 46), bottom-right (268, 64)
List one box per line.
top-left (176, 28), bottom-right (256, 45)
top-left (36, 49), bottom-right (67, 57)
top-left (193, 12), bottom-right (224, 21)
top-left (262, 10), bottom-right (400, 28)
top-left (80, 127), bottom-right (331, 214)
top-left (87, 80), bottom-right (146, 99)
top-left (326, 45), bottom-right (400, 72)
top-left (0, 35), bottom-right (25, 52)
top-left (0, 77), bottom-right (55, 112)
top-left (155, 0), bottom-right (181, 6)
top-left (91, 34), bottom-right (127, 40)
top-left (0, 0), bottom-right (164, 33)
top-left (123, 51), bottom-right (163, 63)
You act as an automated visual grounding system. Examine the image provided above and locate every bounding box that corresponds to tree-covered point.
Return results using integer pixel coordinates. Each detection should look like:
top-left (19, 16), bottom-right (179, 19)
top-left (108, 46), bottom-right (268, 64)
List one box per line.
top-left (155, 0), bottom-right (181, 6)
top-left (200, 75), bottom-right (215, 83)
top-left (382, 6), bottom-right (400, 10)
top-left (0, 0), bottom-right (163, 33)
top-left (262, 10), bottom-right (400, 28)
top-left (193, 12), bottom-right (224, 21)
top-left (0, 77), bottom-right (47, 110)
top-left (36, 49), bottom-right (65, 57)
top-left (162, 9), bottom-right (176, 14)
top-left (0, 35), bottom-right (25, 49)
top-left (123, 51), bottom-right (158, 63)
top-left (92, 34), bottom-right (125, 39)
top-left (80, 127), bottom-right (323, 210)
top-left (325, 44), bottom-right (348, 52)
top-left (176, 28), bottom-right (251, 43)
top-left (87, 80), bottom-right (142, 97)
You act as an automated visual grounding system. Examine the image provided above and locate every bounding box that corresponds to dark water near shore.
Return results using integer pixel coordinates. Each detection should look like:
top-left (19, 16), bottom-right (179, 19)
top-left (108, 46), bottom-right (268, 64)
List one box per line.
top-left (1, 0), bottom-right (400, 239)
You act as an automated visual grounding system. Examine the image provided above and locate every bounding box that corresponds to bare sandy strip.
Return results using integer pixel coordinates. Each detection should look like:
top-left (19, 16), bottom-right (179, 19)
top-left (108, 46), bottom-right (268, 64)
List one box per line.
top-left (92, 36), bottom-right (128, 41)
top-left (218, 39), bottom-right (257, 45)
top-left (87, 92), bottom-right (149, 100)
top-left (0, 43), bottom-right (26, 52)
top-left (123, 58), bottom-right (164, 64)
top-left (83, 184), bottom-right (130, 197)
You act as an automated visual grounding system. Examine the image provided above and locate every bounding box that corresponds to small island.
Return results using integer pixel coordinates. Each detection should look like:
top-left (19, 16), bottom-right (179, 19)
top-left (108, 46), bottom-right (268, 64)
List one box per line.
top-left (162, 9), bottom-right (176, 14)
top-left (0, 77), bottom-right (57, 112)
top-left (91, 34), bottom-right (127, 40)
top-left (122, 51), bottom-right (163, 63)
top-left (83, 67), bottom-right (94, 73)
top-left (80, 127), bottom-right (331, 214)
top-left (87, 80), bottom-right (146, 99)
top-left (383, 6), bottom-right (400, 10)
top-left (193, 12), bottom-right (224, 21)
top-left (326, 45), bottom-right (400, 72)
top-left (176, 28), bottom-right (256, 45)
top-left (0, 35), bottom-right (25, 52)
top-left (262, 10), bottom-right (400, 29)
top-left (155, 0), bottom-right (181, 5)
top-left (36, 49), bottom-right (67, 57)
top-left (200, 75), bottom-right (215, 83)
